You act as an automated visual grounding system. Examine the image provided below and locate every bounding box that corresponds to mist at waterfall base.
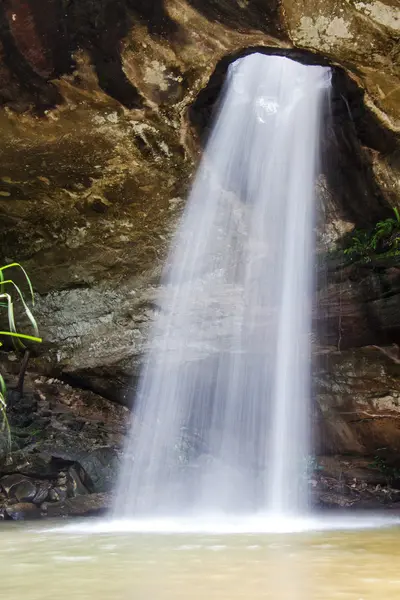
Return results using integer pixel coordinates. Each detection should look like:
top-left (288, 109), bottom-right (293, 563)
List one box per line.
top-left (114, 54), bottom-right (331, 523)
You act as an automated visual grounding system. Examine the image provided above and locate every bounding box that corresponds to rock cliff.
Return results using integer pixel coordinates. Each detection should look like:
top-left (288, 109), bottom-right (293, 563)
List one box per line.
top-left (0, 0), bottom-right (399, 472)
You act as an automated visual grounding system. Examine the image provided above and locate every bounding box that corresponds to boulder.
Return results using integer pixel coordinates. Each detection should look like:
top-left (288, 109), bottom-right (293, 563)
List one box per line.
top-left (67, 465), bottom-right (90, 497)
top-left (5, 503), bottom-right (42, 520)
top-left (0, 378), bottom-right (127, 517)
top-left (0, 474), bottom-right (29, 496)
top-left (78, 447), bottom-right (120, 494)
top-left (14, 480), bottom-right (37, 503)
top-left (42, 492), bottom-right (112, 519)
top-left (32, 482), bottom-right (51, 505)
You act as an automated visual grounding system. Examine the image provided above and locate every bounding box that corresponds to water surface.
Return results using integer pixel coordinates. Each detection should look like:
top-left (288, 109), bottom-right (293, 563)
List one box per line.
top-left (3, 519), bottom-right (400, 599)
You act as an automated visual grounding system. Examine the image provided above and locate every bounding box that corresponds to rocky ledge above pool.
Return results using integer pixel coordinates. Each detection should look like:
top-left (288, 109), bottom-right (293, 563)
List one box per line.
top-left (0, 374), bottom-right (128, 520)
top-left (0, 374), bottom-right (400, 520)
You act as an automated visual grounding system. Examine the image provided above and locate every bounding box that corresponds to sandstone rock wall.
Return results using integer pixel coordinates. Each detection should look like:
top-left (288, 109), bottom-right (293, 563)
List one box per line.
top-left (0, 0), bottom-right (399, 455)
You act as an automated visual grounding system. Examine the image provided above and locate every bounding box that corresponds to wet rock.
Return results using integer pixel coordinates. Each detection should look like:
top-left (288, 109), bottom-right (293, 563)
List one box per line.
top-left (316, 455), bottom-right (389, 486)
top-left (5, 503), bottom-right (42, 521)
top-left (0, 452), bottom-right (61, 479)
top-left (315, 491), bottom-right (360, 508)
top-left (49, 486), bottom-right (68, 503)
top-left (311, 453), bottom-right (400, 510)
top-left (315, 259), bottom-right (400, 349)
top-left (67, 465), bottom-right (90, 497)
top-left (33, 482), bottom-right (50, 505)
top-left (79, 447), bottom-right (120, 493)
top-left (42, 492), bottom-right (112, 519)
top-left (14, 480), bottom-right (37, 503)
top-left (34, 435), bottom-right (121, 494)
top-left (314, 346), bottom-right (400, 455)
top-left (0, 436), bottom-right (9, 464)
top-left (7, 392), bottom-right (38, 428)
top-left (56, 472), bottom-right (68, 487)
top-left (0, 474), bottom-right (28, 497)
top-left (0, 380), bottom-right (128, 511)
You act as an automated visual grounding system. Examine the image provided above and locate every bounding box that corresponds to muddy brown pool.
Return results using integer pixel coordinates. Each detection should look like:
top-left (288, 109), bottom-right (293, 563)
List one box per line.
top-left (2, 518), bottom-right (400, 599)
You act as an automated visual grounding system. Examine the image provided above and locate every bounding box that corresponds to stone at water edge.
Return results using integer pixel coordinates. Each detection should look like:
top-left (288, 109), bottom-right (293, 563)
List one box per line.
top-left (0, 474), bottom-right (32, 497)
top-left (48, 487), bottom-right (68, 503)
top-left (14, 480), bottom-right (38, 503)
top-left (67, 465), bottom-right (90, 497)
top-left (32, 482), bottom-right (51, 505)
top-left (5, 503), bottom-right (42, 521)
top-left (42, 492), bottom-right (113, 518)
top-left (1, 492), bottom-right (112, 520)
top-left (0, 452), bottom-right (62, 480)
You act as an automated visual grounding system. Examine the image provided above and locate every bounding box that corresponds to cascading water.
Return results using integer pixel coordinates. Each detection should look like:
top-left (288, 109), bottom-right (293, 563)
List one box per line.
top-left (115, 53), bottom-right (331, 518)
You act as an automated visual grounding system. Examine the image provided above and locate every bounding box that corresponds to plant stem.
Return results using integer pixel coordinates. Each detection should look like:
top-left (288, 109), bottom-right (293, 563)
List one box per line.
top-left (16, 349), bottom-right (30, 398)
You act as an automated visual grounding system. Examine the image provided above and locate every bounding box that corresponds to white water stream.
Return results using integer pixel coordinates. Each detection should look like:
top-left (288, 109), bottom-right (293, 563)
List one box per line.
top-left (115, 53), bottom-right (331, 518)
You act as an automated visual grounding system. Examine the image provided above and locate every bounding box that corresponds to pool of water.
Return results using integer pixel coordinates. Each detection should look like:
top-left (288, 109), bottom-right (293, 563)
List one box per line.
top-left (2, 516), bottom-right (400, 599)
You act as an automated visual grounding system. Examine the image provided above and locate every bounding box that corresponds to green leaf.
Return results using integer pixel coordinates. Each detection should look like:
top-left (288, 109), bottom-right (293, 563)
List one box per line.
top-left (0, 281), bottom-right (40, 349)
top-left (0, 331), bottom-right (42, 344)
top-left (0, 374), bottom-right (6, 398)
top-left (0, 263), bottom-right (39, 455)
top-left (0, 263), bottom-right (35, 304)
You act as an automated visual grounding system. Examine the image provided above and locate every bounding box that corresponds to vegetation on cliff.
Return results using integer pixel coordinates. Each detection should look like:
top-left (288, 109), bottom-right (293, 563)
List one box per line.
top-left (0, 264), bottom-right (41, 448)
top-left (344, 208), bottom-right (400, 262)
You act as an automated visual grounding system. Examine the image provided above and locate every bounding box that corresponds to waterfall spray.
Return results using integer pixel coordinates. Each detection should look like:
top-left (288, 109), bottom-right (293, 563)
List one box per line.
top-left (115, 53), bottom-right (331, 518)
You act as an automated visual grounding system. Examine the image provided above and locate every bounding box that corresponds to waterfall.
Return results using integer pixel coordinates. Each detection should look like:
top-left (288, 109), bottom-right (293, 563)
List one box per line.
top-left (115, 53), bottom-right (330, 518)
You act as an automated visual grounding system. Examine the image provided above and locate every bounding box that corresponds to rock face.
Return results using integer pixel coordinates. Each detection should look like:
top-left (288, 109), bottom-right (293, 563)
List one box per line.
top-left (314, 345), bottom-right (400, 454)
top-left (0, 374), bottom-right (128, 519)
top-left (0, 0), bottom-right (399, 476)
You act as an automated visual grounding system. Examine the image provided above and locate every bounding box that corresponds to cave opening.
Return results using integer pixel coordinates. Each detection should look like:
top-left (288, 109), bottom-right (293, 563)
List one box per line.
top-left (188, 46), bottom-right (397, 233)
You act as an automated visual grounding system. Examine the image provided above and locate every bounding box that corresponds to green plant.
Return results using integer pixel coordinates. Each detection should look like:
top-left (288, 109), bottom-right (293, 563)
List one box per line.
top-left (344, 230), bottom-right (374, 260)
top-left (0, 263), bottom-right (42, 450)
top-left (344, 208), bottom-right (400, 262)
top-left (371, 207), bottom-right (400, 249)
